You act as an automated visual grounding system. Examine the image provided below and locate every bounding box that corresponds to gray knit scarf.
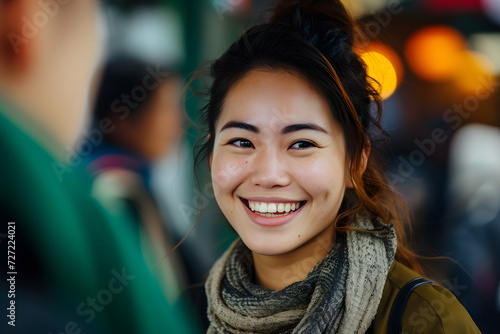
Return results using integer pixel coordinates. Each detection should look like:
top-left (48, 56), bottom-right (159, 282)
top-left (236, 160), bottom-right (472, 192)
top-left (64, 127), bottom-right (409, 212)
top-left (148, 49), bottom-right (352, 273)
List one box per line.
top-left (205, 216), bottom-right (397, 333)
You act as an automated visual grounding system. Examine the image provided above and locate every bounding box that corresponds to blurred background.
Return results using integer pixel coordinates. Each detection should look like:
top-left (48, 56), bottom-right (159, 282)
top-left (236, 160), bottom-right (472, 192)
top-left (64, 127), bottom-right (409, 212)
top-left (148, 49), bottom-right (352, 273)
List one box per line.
top-left (79, 0), bottom-right (499, 332)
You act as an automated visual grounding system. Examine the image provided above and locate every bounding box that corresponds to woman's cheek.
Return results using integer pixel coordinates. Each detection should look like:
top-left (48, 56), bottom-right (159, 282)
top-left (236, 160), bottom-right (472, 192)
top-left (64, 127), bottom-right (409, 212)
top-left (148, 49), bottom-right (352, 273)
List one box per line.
top-left (211, 152), bottom-right (248, 192)
top-left (296, 157), bottom-right (342, 192)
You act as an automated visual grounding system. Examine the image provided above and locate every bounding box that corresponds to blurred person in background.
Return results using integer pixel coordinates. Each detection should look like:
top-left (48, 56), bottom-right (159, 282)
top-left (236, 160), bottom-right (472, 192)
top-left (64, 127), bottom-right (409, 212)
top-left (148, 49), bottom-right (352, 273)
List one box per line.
top-left (445, 123), bottom-right (500, 333)
top-left (79, 55), bottom-right (191, 303)
top-left (0, 0), bottom-right (199, 332)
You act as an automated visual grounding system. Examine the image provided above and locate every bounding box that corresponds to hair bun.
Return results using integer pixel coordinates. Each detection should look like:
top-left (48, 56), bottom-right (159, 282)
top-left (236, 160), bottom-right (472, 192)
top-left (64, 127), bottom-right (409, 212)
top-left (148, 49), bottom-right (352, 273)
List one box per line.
top-left (267, 0), bottom-right (358, 64)
top-left (268, 0), bottom-right (355, 37)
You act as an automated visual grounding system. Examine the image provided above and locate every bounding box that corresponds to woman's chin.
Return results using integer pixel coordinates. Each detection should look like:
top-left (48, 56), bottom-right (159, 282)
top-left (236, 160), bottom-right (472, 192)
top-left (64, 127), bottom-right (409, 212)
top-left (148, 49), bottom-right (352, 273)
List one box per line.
top-left (241, 236), bottom-right (300, 257)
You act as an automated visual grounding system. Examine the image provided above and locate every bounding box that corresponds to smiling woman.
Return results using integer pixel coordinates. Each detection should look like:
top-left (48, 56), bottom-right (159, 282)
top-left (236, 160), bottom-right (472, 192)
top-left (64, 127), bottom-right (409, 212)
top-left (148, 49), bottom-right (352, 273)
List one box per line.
top-left (210, 70), bottom-right (351, 278)
top-left (193, 0), bottom-right (480, 333)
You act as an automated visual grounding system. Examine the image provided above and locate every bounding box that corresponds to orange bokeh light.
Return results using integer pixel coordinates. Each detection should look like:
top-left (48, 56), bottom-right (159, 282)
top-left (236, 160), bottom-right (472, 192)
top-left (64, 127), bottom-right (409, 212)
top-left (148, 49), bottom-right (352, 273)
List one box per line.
top-left (405, 25), bottom-right (467, 82)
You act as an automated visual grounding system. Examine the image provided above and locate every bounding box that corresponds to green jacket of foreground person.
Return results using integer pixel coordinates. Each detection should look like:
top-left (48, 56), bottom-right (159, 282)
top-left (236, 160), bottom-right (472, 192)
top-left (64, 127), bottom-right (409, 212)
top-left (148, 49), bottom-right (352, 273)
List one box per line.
top-left (0, 100), bottom-right (201, 334)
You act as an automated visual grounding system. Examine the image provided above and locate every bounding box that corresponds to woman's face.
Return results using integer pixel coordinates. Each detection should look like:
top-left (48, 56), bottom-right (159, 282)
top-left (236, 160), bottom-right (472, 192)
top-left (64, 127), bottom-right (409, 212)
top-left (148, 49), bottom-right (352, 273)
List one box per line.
top-left (210, 70), bottom-right (350, 256)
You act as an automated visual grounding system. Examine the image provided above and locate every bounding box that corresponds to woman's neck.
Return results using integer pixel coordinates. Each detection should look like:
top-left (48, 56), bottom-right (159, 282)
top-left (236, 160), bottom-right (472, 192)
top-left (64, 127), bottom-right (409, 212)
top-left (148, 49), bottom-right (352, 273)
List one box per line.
top-left (252, 224), bottom-right (336, 290)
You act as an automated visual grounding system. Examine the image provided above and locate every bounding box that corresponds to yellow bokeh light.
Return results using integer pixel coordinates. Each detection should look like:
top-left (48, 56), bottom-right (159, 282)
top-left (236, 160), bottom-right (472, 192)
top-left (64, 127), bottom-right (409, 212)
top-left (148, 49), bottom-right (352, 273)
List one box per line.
top-left (367, 42), bottom-right (405, 83)
top-left (361, 51), bottom-right (398, 99)
top-left (405, 25), bottom-right (466, 82)
top-left (454, 51), bottom-right (496, 95)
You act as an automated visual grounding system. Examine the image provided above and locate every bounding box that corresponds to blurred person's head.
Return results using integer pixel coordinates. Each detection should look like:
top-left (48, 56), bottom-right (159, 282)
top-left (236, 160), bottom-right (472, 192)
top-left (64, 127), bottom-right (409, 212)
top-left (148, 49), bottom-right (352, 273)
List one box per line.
top-left (92, 56), bottom-right (182, 161)
top-left (0, 0), bottom-right (103, 147)
top-left (448, 123), bottom-right (500, 222)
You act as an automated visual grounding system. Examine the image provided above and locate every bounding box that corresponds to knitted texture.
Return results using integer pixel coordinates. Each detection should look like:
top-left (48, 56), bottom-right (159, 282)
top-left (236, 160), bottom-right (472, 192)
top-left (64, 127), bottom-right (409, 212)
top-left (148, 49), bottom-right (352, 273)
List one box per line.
top-left (206, 216), bottom-right (397, 333)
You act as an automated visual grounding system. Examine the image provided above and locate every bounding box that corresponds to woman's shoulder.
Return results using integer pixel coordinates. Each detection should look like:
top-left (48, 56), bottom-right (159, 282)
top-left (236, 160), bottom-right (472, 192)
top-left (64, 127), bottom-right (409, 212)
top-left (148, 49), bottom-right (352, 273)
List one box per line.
top-left (370, 261), bottom-right (481, 333)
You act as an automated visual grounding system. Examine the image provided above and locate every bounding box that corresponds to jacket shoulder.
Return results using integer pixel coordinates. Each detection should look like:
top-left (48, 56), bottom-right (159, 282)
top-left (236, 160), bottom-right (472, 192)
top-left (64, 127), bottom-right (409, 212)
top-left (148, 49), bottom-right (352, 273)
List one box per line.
top-left (370, 261), bottom-right (481, 333)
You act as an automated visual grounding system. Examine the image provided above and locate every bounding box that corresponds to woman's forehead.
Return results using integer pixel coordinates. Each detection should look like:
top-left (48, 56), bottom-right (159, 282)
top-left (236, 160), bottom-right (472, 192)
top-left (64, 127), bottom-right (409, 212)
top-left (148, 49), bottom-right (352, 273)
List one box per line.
top-left (217, 70), bottom-right (339, 132)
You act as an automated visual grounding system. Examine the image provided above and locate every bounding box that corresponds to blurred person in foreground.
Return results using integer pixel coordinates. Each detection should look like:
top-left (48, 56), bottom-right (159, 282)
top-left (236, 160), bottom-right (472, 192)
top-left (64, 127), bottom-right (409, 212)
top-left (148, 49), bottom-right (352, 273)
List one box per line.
top-left (0, 1), bottom-right (199, 333)
top-left (80, 56), bottom-right (190, 303)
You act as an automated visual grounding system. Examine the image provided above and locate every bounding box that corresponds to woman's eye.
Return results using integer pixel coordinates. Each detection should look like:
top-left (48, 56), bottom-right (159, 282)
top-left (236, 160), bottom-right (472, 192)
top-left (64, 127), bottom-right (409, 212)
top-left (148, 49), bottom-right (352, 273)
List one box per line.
top-left (229, 139), bottom-right (254, 148)
top-left (290, 140), bottom-right (316, 149)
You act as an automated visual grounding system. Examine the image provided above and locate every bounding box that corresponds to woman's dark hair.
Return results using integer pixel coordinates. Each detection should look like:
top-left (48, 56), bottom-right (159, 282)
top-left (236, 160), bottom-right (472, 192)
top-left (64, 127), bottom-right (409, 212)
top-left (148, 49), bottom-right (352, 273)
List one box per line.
top-left (195, 0), bottom-right (422, 273)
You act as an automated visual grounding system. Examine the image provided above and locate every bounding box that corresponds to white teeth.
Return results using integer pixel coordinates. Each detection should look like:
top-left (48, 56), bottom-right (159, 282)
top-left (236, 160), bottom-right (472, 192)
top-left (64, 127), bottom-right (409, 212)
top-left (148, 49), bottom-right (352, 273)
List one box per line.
top-left (278, 203), bottom-right (285, 213)
top-left (260, 202), bottom-right (268, 213)
top-left (268, 203), bottom-right (277, 213)
top-left (247, 200), bottom-right (304, 216)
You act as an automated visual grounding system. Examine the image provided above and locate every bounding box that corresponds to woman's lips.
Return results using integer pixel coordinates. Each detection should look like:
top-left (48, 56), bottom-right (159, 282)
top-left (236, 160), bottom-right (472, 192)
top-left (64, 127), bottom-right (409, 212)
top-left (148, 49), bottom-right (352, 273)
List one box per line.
top-left (240, 198), bottom-right (306, 227)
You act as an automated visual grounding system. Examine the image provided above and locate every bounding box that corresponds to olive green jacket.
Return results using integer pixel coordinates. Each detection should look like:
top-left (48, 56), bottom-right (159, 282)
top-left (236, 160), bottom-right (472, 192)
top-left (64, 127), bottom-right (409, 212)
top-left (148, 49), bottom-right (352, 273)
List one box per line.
top-left (369, 261), bottom-right (481, 333)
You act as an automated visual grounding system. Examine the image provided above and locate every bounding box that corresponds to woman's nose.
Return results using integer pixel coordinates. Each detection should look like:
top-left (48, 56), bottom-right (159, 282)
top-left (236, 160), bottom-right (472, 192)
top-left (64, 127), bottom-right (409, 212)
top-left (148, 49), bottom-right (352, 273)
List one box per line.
top-left (250, 149), bottom-right (290, 188)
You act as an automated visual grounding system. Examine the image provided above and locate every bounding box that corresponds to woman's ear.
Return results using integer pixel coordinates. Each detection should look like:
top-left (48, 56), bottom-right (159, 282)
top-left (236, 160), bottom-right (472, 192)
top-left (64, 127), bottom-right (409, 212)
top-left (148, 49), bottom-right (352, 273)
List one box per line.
top-left (346, 139), bottom-right (371, 189)
top-left (360, 139), bottom-right (371, 174)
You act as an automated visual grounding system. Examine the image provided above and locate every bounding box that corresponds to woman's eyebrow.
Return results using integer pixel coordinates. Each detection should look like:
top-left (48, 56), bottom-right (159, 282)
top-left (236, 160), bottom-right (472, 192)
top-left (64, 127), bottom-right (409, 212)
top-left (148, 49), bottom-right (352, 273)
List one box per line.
top-left (282, 123), bottom-right (328, 134)
top-left (220, 121), bottom-right (259, 133)
top-left (219, 121), bottom-right (328, 134)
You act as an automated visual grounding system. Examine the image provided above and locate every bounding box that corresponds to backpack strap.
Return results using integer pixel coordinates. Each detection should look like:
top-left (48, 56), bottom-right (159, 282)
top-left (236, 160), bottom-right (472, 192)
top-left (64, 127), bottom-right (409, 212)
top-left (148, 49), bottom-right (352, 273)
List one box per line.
top-left (387, 277), bottom-right (433, 334)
